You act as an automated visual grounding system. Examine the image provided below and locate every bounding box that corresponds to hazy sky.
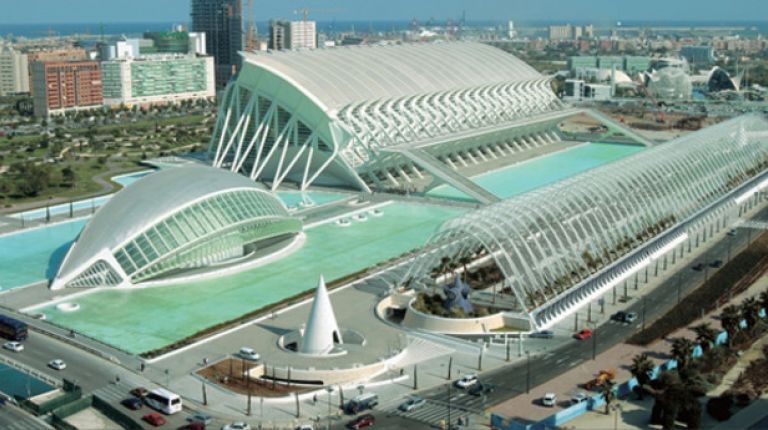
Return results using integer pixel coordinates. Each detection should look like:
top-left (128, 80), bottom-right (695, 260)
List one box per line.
top-left (2, 0), bottom-right (768, 24)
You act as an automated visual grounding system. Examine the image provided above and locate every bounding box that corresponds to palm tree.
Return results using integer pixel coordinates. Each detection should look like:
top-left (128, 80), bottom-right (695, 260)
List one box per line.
top-left (720, 305), bottom-right (741, 346)
top-left (671, 338), bottom-right (695, 370)
top-left (630, 353), bottom-right (655, 400)
top-left (740, 297), bottom-right (761, 333)
top-left (759, 290), bottom-right (768, 314)
top-left (692, 323), bottom-right (718, 352)
top-left (600, 379), bottom-right (616, 415)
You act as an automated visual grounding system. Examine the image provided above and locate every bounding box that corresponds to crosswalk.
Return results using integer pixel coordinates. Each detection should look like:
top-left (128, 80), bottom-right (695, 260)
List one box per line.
top-left (386, 393), bottom-right (487, 428)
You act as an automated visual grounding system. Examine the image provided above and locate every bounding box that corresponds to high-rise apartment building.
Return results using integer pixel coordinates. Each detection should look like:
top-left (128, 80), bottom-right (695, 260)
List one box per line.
top-left (269, 20), bottom-right (317, 50)
top-left (31, 60), bottom-right (103, 117)
top-left (191, 0), bottom-right (243, 87)
top-left (101, 54), bottom-right (215, 107)
top-left (0, 46), bottom-right (30, 96)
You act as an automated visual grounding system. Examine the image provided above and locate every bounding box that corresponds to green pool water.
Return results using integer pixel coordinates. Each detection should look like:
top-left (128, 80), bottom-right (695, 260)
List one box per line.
top-left (36, 203), bottom-right (462, 354)
top-left (427, 142), bottom-right (645, 201)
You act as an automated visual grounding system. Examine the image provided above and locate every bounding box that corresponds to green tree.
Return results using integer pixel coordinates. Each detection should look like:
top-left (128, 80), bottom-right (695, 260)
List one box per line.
top-left (600, 379), bottom-right (616, 415)
top-left (671, 338), bottom-right (695, 370)
top-left (692, 323), bottom-right (718, 352)
top-left (740, 297), bottom-right (761, 332)
top-left (720, 305), bottom-right (741, 346)
top-left (61, 166), bottom-right (76, 188)
top-left (630, 353), bottom-right (655, 399)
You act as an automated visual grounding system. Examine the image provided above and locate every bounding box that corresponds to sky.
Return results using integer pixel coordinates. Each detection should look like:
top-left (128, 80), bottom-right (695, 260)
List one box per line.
top-left (1, 0), bottom-right (768, 24)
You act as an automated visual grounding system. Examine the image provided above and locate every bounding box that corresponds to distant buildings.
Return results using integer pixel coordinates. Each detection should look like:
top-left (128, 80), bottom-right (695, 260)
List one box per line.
top-left (191, 0), bottom-right (243, 87)
top-left (0, 46), bottom-right (29, 96)
top-left (680, 46), bottom-right (715, 66)
top-left (549, 24), bottom-right (594, 40)
top-left (31, 60), bottom-right (103, 117)
top-left (101, 54), bottom-right (215, 108)
top-left (269, 20), bottom-right (317, 50)
top-left (568, 55), bottom-right (652, 74)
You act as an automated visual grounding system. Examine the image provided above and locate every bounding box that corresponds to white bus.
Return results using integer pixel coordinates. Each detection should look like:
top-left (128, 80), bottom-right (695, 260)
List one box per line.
top-left (145, 388), bottom-right (182, 414)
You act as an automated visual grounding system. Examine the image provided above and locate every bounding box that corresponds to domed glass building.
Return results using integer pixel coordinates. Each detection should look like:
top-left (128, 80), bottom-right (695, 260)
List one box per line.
top-left (51, 166), bottom-right (302, 289)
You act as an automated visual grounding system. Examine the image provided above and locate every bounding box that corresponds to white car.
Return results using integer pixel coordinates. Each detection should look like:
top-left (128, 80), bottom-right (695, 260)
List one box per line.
top-left (454, 374), bottom-right (479, 389)
top-left (571, 391), bottom-right (588, 405)
top-left (222, 422), bottom-right (251, 430)
top-left (294, 426), bottom-right (315, 430)
top-left (3, 341), bottom-right (23, 352)
top-left (48, 359), bottom-right (66, 371)
top-left (542, 392), bottom-right (557, 407)
top-left (238, 347), bottom-right (260, 361)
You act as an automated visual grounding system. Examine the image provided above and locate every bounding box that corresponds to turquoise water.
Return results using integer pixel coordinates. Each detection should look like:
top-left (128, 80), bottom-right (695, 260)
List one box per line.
top-left (37, 203), bottom-right (463, 354)
top-left (428, 143), bottom-right (645, 201)
top-left (0, 220), bottom-right (87, 291)
top-left (277, 191), bottom-right (350, 209)
top-left (0, 363), bottom-right (54, 399)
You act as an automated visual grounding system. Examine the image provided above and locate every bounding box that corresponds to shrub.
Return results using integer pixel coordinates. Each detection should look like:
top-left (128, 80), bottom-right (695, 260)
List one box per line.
top-left (706, 395), bottom-right (733, 421)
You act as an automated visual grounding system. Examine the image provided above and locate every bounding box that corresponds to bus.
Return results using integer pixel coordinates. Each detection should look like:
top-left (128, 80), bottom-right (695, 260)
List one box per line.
top-left (145, 388), bottom-right (182, 415)
top-left (0, 315), bottom-right (28, 341)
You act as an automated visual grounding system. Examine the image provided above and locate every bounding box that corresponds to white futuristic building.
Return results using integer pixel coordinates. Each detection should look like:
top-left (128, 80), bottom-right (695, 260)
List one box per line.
top-left (51, 166), bottom-right (302, 289)
top-left (209, 42), bottom-right (577, 199)
top-left (300, 275), bottom-right (342, 355)
top-left (405, 115), bottom-right (768, 330)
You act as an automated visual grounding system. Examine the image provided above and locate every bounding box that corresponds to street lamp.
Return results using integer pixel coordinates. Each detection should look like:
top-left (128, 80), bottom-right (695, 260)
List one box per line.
top-left (590, 322), bottom-right (597, 361)
top-left (325, 386), bottom-right (334, 430)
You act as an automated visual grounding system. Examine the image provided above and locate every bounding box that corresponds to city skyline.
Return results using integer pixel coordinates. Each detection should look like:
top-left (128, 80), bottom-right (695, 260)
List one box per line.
top-left (3, 0), bottom-right (768, 24)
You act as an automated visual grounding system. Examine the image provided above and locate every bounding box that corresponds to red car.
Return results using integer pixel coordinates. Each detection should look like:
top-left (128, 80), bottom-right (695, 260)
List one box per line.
top-left (143, 412), bottom-right (167, 426)
top-left (573, 329), bottom-right (593, 341)
top-left (347, 414), bottom-right (375, 429)
top-left (177, 424), bottom-right (205, 430)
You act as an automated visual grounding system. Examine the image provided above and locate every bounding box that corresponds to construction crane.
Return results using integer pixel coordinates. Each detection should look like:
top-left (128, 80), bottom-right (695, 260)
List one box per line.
top-left (244, 0), bottom-right (255, 51)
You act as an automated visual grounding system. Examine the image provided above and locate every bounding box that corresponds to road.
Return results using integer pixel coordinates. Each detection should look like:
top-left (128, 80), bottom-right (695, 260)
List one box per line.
top-left (355, 207), bottom-right (765, 429)
top-left (0, 403), bottom-right (52, 429)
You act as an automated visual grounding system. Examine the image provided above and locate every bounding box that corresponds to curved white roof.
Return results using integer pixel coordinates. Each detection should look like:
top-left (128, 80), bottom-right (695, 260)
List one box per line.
top-left (56, 166), bottom-right (284, 283)
top-left (242, 42), bottom-right (543, 110)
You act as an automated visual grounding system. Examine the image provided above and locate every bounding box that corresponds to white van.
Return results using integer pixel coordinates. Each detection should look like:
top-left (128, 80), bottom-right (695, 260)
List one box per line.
top-left (145, 388), bottom-right (182, 414)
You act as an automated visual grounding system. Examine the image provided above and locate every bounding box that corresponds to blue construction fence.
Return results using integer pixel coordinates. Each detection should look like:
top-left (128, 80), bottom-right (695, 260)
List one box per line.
top-left (491, 307), bottom-right (766, 430)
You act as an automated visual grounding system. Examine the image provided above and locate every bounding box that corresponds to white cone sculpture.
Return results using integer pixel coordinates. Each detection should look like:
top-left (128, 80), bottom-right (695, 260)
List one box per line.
top-left (300, 275), bottom-right (342, 355)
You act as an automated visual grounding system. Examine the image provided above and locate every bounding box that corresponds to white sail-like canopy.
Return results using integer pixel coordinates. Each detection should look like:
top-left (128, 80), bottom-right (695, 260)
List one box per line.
top-left (301, 275), bottom-right (342, 355)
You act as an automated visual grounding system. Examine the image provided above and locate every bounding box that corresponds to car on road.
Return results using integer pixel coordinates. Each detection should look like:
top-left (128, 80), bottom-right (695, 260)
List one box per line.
top-left (573, 329), bottom-right (592, 341)
top-left (130, 387), bottom-right (149, 398)
top-left (398, 395), bottom-right (426, 412)
top-left (468, 382), bottom-right (496, 396)
top-left (121, 397), bottom-right (143, 410)
top-left (529, 330), bottom-right (554, 339)
top-left (142, 412), bottom-right (167, 426)
top-left (611, 311), bottom-right (638, 324)
top-left (542, 393), bottom-right (557, 407)
top-left (237, 347), bottom-right (260, 361)
top-left (222, 422), bottom-right (251, 430)
top-left (188, 413), bottom-right (212, 425)
top-left (346, 414), bottom-right (375, 429)
top-left (178, 424), bottom-right (205, 430)
top-left (692, 263), bottom-right (705, 271)
top-left (571, 392), bottom-right (588, 405)
top-left (294, 425), bottom-right (314, 430)
top-left (727, 229), bottom-right (736, 237)
top-left (48, 359), bottom-right (66, 370)
top-left (709, 260), bottom-right (723, 268)
top-left (2, 341), bottom-right (23, 352)
top-left (455, 374), bottom-right (479, 389)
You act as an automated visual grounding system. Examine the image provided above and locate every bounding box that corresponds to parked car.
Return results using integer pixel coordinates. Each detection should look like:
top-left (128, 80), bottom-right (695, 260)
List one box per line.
top-left (709, 260), bottom-right (723, 268)
top-left (571, 392), bottom-right (588, 405)
top-left (188, 413), bottom-right (212, 425)
top-left (130, 387), bottom-right (149, 398)
top-left (455, 374), bottom-right (479, 389)
top-left (347, 414), bottom-right (375, 429)
top-left (468, 382), bottom-right (496, 396)
top-left (573, 329), bottom-right (592, 341)
top-left (48, 359), bottom-right (66, 370)
top-left (222, 422), bottom-right (251, 430)
top-left (121, 397), bottom-right (143, 410)
top-left (143, 412), bottom-right (167, 426)
top-left (398, 396), bottom-right (426, 412)
top-left (238, 347), bottom-right (260, 361)
top-left (542, 393), bottom-right (557, 407)
top-left (294, 425), bottom-right (314, 430)
top-left (2, 341), bottom-right (23, 352)
top-left (178, 424), bottom-right (205, 430)
top-left (692, 263), bottom-right (705, 271)
top-left (529, 330), bottom-right (554, 339)
top-left (727, 229), bottom-right (737, 237)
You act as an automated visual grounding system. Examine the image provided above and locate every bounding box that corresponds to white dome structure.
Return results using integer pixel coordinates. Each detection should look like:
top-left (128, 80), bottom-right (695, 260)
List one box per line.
top-left (300, 275), bottom-right (342, 355)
